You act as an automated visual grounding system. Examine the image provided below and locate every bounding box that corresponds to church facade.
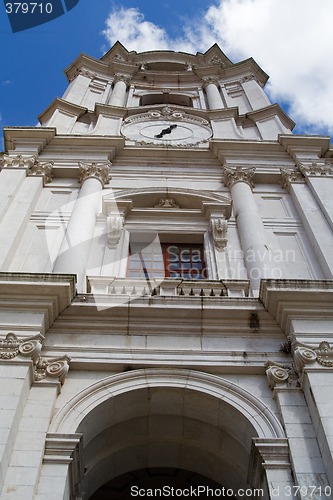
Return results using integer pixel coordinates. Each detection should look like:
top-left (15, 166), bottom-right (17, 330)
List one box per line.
top-left (0, 42), bottom-right (333, 499)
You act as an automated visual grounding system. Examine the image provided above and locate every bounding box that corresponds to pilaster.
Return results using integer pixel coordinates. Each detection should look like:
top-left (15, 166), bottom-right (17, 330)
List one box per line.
top-left (0, 169), bottom-right (44, 270)
top-left (280, 167), bottom-right (333, 278)
top-left (265, 360), bottom-right (332, 499)
top-left (298, 160), bottom-right (333, 231)
top-left (248, 437), bottom-right (295, 499)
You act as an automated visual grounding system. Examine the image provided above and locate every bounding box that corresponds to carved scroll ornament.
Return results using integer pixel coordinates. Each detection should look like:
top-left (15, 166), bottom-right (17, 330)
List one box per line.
top-left (0, 332), bottom-right (70, 385)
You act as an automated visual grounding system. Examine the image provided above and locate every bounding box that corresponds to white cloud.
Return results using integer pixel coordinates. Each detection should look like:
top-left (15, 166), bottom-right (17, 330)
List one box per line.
top-left (102, 8), bottom-right (170, 52)
top-left (102, 0), bottom-right (333, 135)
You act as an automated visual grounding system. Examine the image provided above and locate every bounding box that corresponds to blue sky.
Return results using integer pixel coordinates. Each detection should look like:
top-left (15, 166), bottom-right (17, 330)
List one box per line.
top-left (1, 0), bottom-right (333, 144)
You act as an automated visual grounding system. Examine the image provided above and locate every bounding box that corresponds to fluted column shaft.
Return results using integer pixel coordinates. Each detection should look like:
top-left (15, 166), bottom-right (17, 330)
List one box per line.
top-left (53, 162), bottom-right (111, 292)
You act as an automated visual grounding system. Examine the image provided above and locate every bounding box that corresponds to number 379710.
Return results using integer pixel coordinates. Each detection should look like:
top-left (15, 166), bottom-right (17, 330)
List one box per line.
top-left (5, 3), bottom-right (53, 14)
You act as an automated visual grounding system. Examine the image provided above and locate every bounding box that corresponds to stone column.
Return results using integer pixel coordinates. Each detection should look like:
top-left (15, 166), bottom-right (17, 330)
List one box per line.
top-left (108, 75), bottom-right (130, 107)
top-left (281, 168), bottom-right (333, 278)
top-left (224, 166), bottom-right (278, 294)
top-left (53, 161), bottom-right (112, 293)
top-left (202, 77), bottom-right (224, 109)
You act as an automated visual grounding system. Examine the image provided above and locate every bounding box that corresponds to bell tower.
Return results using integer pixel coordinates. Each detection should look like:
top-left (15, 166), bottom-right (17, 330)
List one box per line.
top-left (1, 42), bottom-right (333, 499)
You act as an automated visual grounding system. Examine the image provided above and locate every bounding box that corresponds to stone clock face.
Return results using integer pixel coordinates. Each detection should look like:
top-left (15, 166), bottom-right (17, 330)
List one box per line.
top-left (121, 119), bottom-right (212, 146)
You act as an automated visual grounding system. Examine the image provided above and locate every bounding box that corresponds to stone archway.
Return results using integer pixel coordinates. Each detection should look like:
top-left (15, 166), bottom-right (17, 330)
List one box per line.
top-left (49, 369), bottom-right (286, 499)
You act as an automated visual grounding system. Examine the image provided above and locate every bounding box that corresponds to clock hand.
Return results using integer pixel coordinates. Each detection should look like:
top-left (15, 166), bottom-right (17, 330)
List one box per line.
top-left (155, 124), bottom-right (177, 138)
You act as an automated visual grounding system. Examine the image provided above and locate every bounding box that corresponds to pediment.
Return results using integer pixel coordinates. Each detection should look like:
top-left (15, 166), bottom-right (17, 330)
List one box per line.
top-left (103, 187), bottom-right (231, 216)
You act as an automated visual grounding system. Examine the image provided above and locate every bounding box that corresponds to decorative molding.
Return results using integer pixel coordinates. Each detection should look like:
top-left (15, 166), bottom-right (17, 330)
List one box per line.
top-left (210, 216), bottom-right (228, 249)
top-left (78, 161), bottom-right (112, 187)
top-left (1, 154), bottom-right (37, 170)
top-left (202, 76), bottom-right (220, 87)
top-left (249, 438), bottom-right (290, 489)
top-left (107, 215), bottom-right (124, 248)
top-left (240, 74), bottom-right (262, 86)
top-left (113, 74), bottom-right (131, 86)
top-left (293, 341), bottom-right (333, 372)
top-left (315, 341), bottom-right (333, 367)
top-left (0, 332), bottom-right (70, 384)
top-left (123, 107), bottom-right (209, 126)
top-left (34, 355), bottom-right (71, 385)
top-left (298, 160), bottom-right (333, 178)
top-left (223, 165), bottom-right (256, 189)
top-left (0, 332), bottom-right (43, 361)
top-left (154, 198), bottom-right (180, 209)
top-left (68, 68), bottom-right (99, 82)
top-left (293, 346), bottom-right (317, 373)
top-left (44, 433), bottom-right (83, 498)
top-left (265, 361), bottom-right (293, 389)
top-left (280, 168), bottom-right (305, 189)
top-left (0, 155), bottom-right (54, 183)
top-left (28, 160), bottom-right (54, 184)
top-left (208, 56), bottom-right (225, 67)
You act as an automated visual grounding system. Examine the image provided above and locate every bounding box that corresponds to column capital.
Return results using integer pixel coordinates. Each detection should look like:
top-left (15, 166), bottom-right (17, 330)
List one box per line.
top-left (201, 75), bottom-right (220, 87)
top-left (280, 167), bottom-right (305, 190)
top-left (78, 161), bottom-right (112, 187)
top-left (0, 332), bottom-right (70, 386)
top-left (265, 361), bottom-right (295, 389)
top-left (0, 153), bottom-right (36, 170)
top-left (223, 165), bottom-right (256, 189)
top-left (113, 73), bottom-right (131, 85)
top-left (293, 340), bottom-right (333, 374)
top-left (298, 160), bottom-right (333, 178)
top-left (28, 160), bottom-right (54, 184)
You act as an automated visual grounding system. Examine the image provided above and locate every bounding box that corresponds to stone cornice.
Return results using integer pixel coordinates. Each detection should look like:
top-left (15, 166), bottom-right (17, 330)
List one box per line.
top-left (3, 127), bottom-right (56, 155)
top-left (64, 53), bottom-right (139, 84)
top-left (259, 279), bottom-right (333, 333)
top-left (247, 103), bottom-right (295, 131)
top-left (279, 134), bottom-right (331, 159)
top-left (65, 53), bottom-right (109, 81)
top-left (38, 98), bottom-right (87, 125)
top-left (0, 273), bottom-right (76, 331)
top-left (95, 103), bottom-right (127, 119)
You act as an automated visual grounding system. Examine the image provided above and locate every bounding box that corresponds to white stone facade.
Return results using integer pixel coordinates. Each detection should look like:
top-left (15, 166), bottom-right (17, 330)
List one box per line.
top-left (0, 42), bottom-right (333, 499)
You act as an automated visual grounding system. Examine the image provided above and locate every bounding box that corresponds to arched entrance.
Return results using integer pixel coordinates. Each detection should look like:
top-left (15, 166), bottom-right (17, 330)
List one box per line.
top-left (90, 468), bottom-right (231, 499)
top-left (50, 369), bottom-right (286, 499)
